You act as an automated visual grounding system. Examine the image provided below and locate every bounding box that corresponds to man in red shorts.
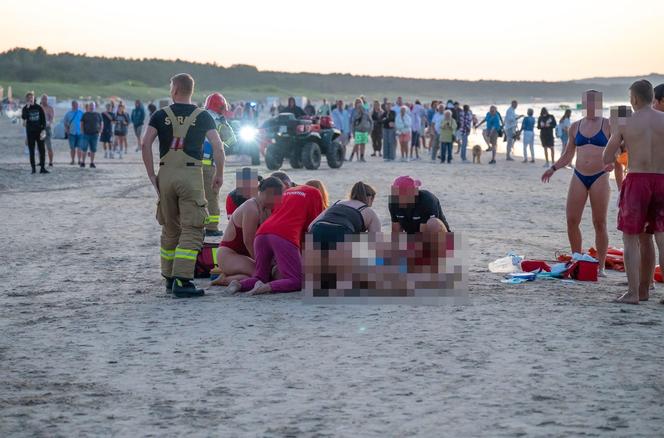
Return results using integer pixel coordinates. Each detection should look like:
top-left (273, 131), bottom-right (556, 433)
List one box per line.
top-left (604, 80), bottom-right (664, 304)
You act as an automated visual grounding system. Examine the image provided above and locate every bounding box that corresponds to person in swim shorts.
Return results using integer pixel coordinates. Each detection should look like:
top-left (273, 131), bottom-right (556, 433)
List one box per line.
top-left (603, 80), bottom-right (664, 304)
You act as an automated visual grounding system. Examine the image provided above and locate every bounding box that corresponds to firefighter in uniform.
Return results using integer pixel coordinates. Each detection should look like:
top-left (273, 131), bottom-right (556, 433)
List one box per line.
top-left (203, 92), bottom-right (236, 237)
top-left (141, 73), bottom-right (225, 297)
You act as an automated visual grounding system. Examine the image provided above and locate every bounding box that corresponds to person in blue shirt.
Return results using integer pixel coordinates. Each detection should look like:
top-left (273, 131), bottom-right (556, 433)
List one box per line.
top-left (520, 108), bottom-right (536, 163)
top-left (475, 105), bottom-right (504, 164)
top-left (63, 100), bottom-right (84, 165)
top-left (131, 100), bottom-right (146, 152)
top-left (331, 100), bottom-right (351, 146)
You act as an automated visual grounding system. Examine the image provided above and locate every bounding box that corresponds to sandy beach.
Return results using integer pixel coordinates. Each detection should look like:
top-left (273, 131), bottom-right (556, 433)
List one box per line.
top-left (1, 113), bottom-right (664, 437)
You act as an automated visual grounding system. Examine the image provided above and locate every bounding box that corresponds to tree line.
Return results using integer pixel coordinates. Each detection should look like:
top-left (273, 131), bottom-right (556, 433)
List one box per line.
top-left (1, 47), bottom-right (658, 102)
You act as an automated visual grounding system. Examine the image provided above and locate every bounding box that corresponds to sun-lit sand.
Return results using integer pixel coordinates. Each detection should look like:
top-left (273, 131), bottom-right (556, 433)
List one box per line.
top-left (1, 109), bottom-right (663, 436)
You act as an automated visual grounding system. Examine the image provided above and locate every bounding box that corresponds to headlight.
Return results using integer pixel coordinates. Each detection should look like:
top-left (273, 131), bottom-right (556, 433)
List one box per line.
top-left (239, 126), bottom-right (258, 142)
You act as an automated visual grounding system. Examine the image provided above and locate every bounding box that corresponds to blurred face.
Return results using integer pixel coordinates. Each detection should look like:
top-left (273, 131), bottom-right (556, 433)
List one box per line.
top-left (72, 101), bottom-right (78, 111)
top-left (337, 100), bottom-right (343, 109)
top-left (26, 94), bottom-right (34, 105)
top-left (118, 105), bottom-right (125, 113)
top-left (366, 192), bottom-right (375, 207)
top-left (391, 185), bottom-right (418, 206)
top-left (582, 91), bottom-right (602, 118)
top-left (135, 100), bottom-right (140, 108)
top-left (400, 107), bottom-right (406, 116)
top-left (237, 173), bottom-right (259, 199)
top-left (444, 111), bottom-right (451, 120)
top-left (511, 101), bottom-right (518, 108)
top-left (396, 97), bottom-right (403, 106)
top-left (40, 95), bottom-right (48, 106)
top-left (106, 104), bottom-right (112, 111)
top-left (258, 187), bottom-right (282, 209)
top-left (355, 101), bottom-right (362, 110)
top-left (489, 106), bottom-right (496, 114)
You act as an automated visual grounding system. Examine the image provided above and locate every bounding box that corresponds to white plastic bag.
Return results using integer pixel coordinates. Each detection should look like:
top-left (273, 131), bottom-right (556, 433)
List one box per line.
top-left (489, 252), bottom-right (524, 273)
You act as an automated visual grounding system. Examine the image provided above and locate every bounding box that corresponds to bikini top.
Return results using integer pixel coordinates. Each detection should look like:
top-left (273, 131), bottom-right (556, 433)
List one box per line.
top-left (575, 118), bottom-right (608, 147)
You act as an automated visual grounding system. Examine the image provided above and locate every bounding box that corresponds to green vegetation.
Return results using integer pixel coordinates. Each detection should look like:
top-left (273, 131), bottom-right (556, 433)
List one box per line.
top-left (2, 47), bottom-right (662, 103)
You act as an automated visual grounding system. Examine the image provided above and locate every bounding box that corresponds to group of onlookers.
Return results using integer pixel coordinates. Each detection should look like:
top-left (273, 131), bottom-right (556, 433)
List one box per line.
top-left (63, 99), bottom-right (151, 167)
top-left (297, 97), bottom-right (578, 166)
top-left (19, 95), bottom-right (157, 171)
top-left (476, 100), bottom-right (571, 166)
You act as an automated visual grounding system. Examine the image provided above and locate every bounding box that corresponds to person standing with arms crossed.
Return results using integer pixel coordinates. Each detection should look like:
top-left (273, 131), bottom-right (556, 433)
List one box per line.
top-left (141, 74), bottom-right (225, 298)
top-left (603, 80), bottom-right (664, 304)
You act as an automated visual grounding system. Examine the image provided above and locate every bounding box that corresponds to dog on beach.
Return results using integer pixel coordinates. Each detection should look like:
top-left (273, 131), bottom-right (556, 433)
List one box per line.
top-left (472, 145), bottom-right (482, 164)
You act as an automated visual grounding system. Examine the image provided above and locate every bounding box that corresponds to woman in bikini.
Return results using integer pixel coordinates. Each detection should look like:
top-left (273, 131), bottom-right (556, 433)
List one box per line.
top-left (541, 90), bottom-right (611, 275)
top-left (211, 176), bottom-right (284, 286)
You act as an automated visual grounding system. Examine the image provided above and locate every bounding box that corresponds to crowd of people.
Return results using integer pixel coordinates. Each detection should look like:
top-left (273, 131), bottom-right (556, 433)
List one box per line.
top-left (18, 90), bottom-right (577, 172)
top-left (277, 96), bottom-right (574, 165)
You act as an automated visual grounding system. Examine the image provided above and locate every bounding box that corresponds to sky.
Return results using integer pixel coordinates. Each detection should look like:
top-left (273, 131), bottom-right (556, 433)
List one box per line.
top-left (3, 0), bottom-right (663, 82)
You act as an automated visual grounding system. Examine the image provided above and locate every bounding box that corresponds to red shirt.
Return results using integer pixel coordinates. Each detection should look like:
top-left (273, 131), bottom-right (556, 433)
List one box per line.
top-left (257, 185), bottom-right (324, 248)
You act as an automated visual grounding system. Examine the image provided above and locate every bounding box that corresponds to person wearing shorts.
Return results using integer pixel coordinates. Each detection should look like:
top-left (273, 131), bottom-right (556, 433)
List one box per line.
top-left (101, 103), bottom-right (114, 158)
top-left (475, 105), bottom-right (502, 164)
top-left (349, 99), bottom-right (371, 162)
top-left (538, 107), bottom-right (557, 167)
top-left (114, 103), bottom-right (130, 157)
top-left (603, 80), bottom-right (664, 304)
top-left (64, 100), bottom-right (84, 165)
top-left (80, 102), bottom-right (102, 168)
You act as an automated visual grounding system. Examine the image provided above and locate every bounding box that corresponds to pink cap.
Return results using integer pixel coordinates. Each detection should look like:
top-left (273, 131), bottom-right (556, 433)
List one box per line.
top-left (392, 176), bottom-right (421, 190)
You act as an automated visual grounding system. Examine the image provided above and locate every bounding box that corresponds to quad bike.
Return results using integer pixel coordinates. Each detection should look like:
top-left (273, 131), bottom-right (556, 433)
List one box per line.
top-left (261, 113), bottom-right (344, 170)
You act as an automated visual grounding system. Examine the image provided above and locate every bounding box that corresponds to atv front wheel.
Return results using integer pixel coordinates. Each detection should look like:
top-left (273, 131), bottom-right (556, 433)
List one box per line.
top-left (326, 141), bottom-right (344, 169)
top-left (265, 144), bottom-right (283, 170)
top-left (301, 142), bottom-right (321, 170)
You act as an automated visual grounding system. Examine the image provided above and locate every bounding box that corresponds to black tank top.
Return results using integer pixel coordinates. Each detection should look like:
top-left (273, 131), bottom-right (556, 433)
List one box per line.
top-left (318, 201), bottom-right (367, 233)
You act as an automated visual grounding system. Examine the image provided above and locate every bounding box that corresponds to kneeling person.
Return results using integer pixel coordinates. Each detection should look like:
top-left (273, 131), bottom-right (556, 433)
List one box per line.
top-left (212, 176), bottom-right (284, 286)
top-left (389, 176), bottom-right (451, 270)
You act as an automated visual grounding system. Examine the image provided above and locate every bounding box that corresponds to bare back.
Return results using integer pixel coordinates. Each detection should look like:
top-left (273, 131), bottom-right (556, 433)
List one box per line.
top-left (623, 108), bottom-right (664, 173)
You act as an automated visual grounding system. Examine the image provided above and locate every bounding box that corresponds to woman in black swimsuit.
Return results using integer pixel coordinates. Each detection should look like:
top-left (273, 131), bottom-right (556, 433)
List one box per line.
top-left (305, 182), bottom-right (381, 294)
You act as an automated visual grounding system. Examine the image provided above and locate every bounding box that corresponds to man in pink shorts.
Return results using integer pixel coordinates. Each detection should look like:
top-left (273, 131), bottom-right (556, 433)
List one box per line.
top-left (604, 80), bottom-right (664, 304)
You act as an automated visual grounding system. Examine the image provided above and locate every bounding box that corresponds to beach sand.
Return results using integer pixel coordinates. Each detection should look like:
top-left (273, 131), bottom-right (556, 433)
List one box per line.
top-left (1, 114), bottom-right (663, 436)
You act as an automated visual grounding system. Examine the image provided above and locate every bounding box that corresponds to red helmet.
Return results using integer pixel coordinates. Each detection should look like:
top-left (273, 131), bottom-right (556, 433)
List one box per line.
top-left (204, 92), bottom-right (228, 115)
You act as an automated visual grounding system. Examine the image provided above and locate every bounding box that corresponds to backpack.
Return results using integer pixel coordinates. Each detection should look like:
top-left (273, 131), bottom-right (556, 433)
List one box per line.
top-left (194, 242), bottom-right (219, 278)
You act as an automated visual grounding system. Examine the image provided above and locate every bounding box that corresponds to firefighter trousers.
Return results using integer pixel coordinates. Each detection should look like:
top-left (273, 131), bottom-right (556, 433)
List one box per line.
top-left (202, 164), bottom-right (220, 231)
top-left (156, 150), bottom-right (208, 279)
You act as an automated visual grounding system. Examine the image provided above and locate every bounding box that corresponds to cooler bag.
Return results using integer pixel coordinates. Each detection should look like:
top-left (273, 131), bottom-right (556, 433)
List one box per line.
top-left (195, 243), bottom-right (218, 278)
